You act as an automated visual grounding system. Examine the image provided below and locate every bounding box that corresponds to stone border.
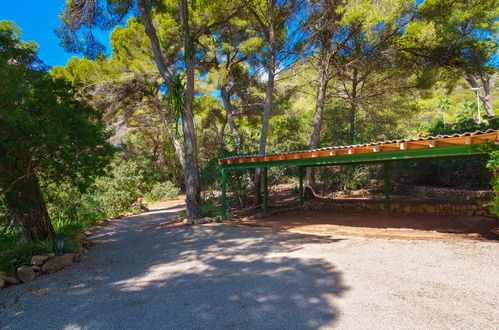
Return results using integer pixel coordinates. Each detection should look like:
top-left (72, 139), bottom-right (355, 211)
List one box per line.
top-left (237, 201), bottom-right (495, 221)
top-left (0, 233), bottom-right (93, 289)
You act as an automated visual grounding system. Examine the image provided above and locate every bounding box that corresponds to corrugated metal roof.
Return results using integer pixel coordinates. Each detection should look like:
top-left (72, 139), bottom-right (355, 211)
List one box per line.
top-left (219, 129), bottom-right (498, 162)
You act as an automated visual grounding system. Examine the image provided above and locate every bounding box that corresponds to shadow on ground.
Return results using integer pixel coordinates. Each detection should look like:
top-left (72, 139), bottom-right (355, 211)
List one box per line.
top-left (0, 207), bottom-right (347, 329)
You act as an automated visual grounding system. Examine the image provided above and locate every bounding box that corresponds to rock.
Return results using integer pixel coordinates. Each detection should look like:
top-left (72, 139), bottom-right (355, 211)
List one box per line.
top-left (182, 218), bottom-right (192, 225)
top-left (32, 265), bottom-right (41, 272)
top-left (79, 246), bottom-right (89, 256)
top-left (0, 271), bottom-right (21, 285)
top-left (192, 218), bottom-right (209, 225)
top-left (31, 255), bottom-right (51, 266)
top-left (47, 253), bottom-right (56, 258)
top-left (42, 253), bottom-right (75, 273)
top-left (17, 265), bottom-right (39, 283)
top-left (426, 206), bottom-right (435, 213)
top-left (0, 278), bottom-right (5, 289)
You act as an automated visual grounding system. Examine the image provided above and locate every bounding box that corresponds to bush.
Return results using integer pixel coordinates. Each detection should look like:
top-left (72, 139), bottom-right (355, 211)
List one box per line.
top-left (145, 181), bottom-right (180, 203)
top-left (483, 144), bottom-right (499, 215)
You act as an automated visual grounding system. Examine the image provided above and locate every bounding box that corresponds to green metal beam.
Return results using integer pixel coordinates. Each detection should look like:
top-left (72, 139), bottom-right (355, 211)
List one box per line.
top-left (221, 168), bottom-right (227, 220)
top-left (263, 167), bottom-right (268, 214)
top-left (383, 162), bottom-right (391, 211)
top-left (221, 144), bottom-right (485, 170)
top-left (299, 166), bottom-right (304, 205)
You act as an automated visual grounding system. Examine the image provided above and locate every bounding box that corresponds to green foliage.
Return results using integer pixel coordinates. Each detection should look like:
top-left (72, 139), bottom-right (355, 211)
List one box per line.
top-left (481, 143), bottom-right (499, 215)
top-left (317, 165), bottom-right (371, 192)
top-left (145, 181), bottom-right (180, 203)
top-left (199, 193), bottom-right (221, 217)
top-left (0, 21), bottom-right (115, 193)
top-left (0, 239), bottom-right (55, 272)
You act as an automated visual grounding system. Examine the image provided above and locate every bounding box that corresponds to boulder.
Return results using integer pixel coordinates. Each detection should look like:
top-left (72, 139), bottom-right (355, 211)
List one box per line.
top-left (0, 278), bottom-right (5, 289)
top-left (31, 255), bottom-right (51, 266)
top-left (41, 253), bottom-right (75, 274)
top-left (0, 271), bottom-right (21, 285)
top-left (17, 265), bottom-right (39, 283)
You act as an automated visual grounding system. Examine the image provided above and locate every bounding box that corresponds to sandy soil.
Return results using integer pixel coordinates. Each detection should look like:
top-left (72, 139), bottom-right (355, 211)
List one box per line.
top-left (240, 210), bottom-right (499, 241)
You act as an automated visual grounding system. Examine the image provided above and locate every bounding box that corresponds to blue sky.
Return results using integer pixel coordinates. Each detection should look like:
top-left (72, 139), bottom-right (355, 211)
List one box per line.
top-left (0, 0), bottom-right (111, 68)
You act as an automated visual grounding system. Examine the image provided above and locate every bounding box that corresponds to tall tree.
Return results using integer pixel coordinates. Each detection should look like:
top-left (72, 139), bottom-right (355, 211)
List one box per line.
top-left (200, 12), bottom-right (265, 152)
top-left (246, 0), bottom-right (304, 205)
top-left (401, 0), bottom-right (498, 116)
top-left (302, 0), bottom-right (353, 193)
top-left (58, 0), bottom-right (247, 216)
top-left (0, 21), bottom-right (114, 241)
top-left (303, 0), bottom-right (411, 193)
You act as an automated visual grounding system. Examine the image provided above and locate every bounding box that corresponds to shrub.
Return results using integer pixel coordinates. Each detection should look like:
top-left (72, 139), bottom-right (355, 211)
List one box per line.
top-left (484, 145), bottom-right (499, 215)
top-left (145, 181), bottom-right (180, 203)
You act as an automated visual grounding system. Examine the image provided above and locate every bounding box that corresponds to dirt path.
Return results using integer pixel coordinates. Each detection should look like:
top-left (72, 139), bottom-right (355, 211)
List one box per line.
top-left (242, 210), bottom-right (499, 241)
top-left (1, 204), bottom-right (497, 329)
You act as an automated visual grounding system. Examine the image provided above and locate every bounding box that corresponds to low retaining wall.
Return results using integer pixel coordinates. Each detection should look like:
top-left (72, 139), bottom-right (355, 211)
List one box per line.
top-left (245, 201), bottom-right (494, 219)
top-left (302, 201), bottom-right (493, 217)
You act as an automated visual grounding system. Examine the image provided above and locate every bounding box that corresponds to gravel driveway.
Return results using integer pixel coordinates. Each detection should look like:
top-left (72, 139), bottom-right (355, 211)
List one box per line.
top-left (1, 205), bottom-right (498, 329)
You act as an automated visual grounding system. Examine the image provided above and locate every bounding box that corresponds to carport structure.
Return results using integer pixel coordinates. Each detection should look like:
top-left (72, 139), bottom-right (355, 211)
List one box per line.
top-left (218, 129), bottom-right (498, 220)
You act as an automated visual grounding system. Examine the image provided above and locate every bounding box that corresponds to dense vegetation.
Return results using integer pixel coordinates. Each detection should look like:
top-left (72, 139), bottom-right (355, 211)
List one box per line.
top-left (0, 0), bottom-right (497, 268)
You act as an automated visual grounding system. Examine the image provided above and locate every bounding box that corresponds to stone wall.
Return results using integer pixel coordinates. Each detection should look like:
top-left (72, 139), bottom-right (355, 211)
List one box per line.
top-left (244, 200), bottom-right (494, 220)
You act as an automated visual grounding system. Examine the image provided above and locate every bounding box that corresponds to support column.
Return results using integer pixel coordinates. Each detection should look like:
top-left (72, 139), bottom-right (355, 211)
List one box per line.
top-left (383, 162), bottom-right (391, 211)
top-left (299, 166), bottom-right (304, 205)
top-left (221, 168), bottom-right (227, 220)
top-left (263, 167), bottom-right (268, 214)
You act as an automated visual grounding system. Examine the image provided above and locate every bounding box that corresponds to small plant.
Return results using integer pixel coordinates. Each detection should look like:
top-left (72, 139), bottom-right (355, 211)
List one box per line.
top-left (145, 181), bottom-right (180, 203)
top-left (199, 192), bottom-right (220, 217)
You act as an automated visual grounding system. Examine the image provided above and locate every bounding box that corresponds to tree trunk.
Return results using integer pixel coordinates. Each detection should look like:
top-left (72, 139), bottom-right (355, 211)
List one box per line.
top-left (464, 72), bottom-right (495, 117)
top-left (304, 42), bottom-right (331, 193)
top-left (137, 0), bottom-right (173, 85)
top-left (221, 85), bottom-right (242, 152)
top-left (253, 0), bottom-right (276, 206)
top-left (179, 0), bottom-right (201, 217)
top-left (139, 0), bottom-right (201, 217)
top-left (4, 172), bottom-right (55, 242)
top-left (348, 67), bottom-right (359, 145)
top-left (479, 74), bottom-right (494, 117)
top-left (157, 105), bottom-right (186, 171)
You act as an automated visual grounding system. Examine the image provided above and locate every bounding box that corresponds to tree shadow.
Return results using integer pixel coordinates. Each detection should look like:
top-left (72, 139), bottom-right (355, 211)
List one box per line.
top-left (0, 211), bottom-right (347, 329)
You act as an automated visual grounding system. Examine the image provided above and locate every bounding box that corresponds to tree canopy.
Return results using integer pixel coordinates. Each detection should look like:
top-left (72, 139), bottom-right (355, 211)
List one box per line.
top-left (0, 21), bottom-right (115, 241)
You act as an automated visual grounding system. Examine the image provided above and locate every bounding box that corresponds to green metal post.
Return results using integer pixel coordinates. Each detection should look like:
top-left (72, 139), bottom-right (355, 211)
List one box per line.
top-left (383, 162), bottom-right (391, 211)
top-left (221, 168), bottom-right (227, 220)
top-left (299, 166), bottom-right (304, 205)
top-left (263, 167), bottom-right (268, 214)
